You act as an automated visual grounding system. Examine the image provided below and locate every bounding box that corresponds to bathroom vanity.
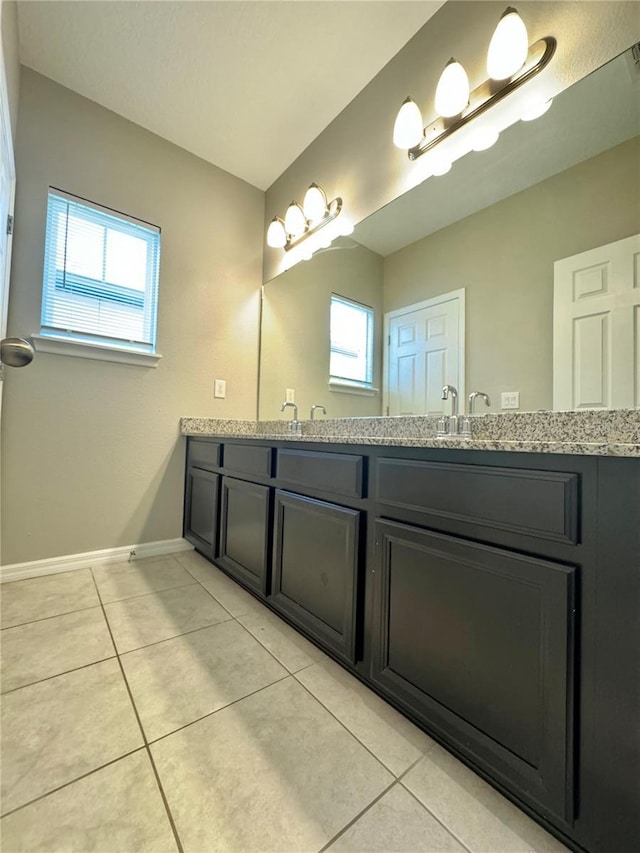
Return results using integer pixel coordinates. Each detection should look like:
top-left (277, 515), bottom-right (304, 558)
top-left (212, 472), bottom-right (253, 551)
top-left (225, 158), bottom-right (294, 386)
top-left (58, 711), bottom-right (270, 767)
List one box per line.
top-left (180, 413), bottom-right (639, 853)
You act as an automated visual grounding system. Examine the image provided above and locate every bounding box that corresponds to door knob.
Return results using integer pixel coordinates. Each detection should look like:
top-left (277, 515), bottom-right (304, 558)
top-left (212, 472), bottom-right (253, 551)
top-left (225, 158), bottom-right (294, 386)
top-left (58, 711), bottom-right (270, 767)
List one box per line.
top-left (0, 337), bottom-right (35, 368)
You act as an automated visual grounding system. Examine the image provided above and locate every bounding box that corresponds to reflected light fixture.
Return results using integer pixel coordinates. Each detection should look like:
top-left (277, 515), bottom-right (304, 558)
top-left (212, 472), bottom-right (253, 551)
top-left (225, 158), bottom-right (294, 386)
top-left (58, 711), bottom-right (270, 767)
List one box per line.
top-left (521, 99), bottom-right (553, 121)
top-left (393, 7), bottom-right (555, 163)
top-left (266, 183), bottom-right (343, 253)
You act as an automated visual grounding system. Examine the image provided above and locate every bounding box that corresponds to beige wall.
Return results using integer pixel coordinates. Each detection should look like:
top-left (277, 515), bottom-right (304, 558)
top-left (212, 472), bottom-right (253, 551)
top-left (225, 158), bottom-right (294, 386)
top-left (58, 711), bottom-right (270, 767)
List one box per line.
top-left (2, 69), bottom-right (264, 564)
top-left (1, 0), bottom-right (20, 140)
top-left (383, 136), bottom-right (640, 412)
top-left (259, 244), bottom-right (383, 420)
top-left (264, 1), bottom-right (639, 283)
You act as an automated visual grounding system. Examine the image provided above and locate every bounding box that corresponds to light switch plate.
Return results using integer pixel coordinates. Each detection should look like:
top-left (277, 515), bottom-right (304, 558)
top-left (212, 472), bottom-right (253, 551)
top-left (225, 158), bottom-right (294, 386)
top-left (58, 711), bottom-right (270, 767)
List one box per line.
top-left (214, 379), bottom-right (226, 398)
top-left (501, 391), bottom-right (520, 409)
top-left (285, 388), bottom-right (295, 403)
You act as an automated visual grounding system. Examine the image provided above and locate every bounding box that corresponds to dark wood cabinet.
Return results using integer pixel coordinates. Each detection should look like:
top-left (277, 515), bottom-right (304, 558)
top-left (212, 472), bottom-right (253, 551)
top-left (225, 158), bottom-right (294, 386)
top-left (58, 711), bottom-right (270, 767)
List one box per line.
top-left (371, 518), bottom-right (576, 824)
top-left (217, 476), bottom-right (271, 596)
top-left (183, 436), bottom-right (640, 853)
top-left (271, 490), bottom-right (362, 663)
top-left (184, 466), bottom-right (219, 559)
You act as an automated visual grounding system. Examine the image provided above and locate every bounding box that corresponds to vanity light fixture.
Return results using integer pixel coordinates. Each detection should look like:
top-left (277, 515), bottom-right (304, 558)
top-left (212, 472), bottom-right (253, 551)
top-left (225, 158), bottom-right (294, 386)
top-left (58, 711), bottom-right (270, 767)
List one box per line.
top-left (266, 183), bottom-right (344, 253)
top-left (393, 6), bottom-right (556, 163)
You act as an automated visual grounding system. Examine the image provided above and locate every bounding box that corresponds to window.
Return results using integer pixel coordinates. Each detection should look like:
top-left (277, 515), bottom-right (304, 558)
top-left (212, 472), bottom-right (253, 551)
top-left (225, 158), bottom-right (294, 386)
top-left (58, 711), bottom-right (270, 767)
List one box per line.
top-left (39, 189), bottom-right (161, 363)
top-left (329, 294), bottom-right (374, 388)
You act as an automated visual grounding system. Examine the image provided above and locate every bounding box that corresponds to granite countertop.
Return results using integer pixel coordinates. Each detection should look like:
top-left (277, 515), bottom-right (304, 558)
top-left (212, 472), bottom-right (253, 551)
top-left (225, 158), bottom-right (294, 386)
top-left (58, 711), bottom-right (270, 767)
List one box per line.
top-left (179, 410), bottom-right (640, 457)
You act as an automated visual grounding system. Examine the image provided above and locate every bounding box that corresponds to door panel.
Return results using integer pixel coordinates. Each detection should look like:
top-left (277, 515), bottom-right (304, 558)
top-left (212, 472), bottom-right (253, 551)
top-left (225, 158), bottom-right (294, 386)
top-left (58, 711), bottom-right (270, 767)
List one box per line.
top-left (554, 233), bottom-right (640, 409)
top-left (184, 468), bottom-right (219, 559)
top-left (218, 477), bottom-right (270, 596)
top-left (371, 519), bottom-right (576, 824)
top-left (386, 291), bottom-right (464, 416)
top-left (271, 490), bottom-right (361, 663)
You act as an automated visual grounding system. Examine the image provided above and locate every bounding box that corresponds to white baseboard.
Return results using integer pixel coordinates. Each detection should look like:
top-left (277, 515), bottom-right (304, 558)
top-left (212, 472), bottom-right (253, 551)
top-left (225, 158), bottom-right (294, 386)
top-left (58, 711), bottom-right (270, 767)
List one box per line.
top-left (0, 538), bottom-right (194, 584)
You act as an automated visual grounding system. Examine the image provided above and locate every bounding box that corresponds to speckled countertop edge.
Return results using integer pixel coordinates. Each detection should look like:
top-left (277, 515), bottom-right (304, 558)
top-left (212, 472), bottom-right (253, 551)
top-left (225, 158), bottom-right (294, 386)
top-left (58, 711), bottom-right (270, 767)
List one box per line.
top-left (180, 413), bottom-right (640, 458)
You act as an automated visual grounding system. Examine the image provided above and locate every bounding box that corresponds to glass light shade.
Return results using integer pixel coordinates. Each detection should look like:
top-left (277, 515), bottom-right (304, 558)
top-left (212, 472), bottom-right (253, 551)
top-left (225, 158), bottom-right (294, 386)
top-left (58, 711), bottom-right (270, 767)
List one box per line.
top-left (303, 184), bottom-right (328, 223)
top-left (487, 7), bottom-right (529, 81)
top-left (471, 127), bottom-right (500, 151)
top-left (393, 97), bottom-right (424, 149)
top-left (435, 59), bottom-right (470, 118)
top-left (521, 98), bottom-right (553, 121)
top-left (266, 217), bottom-right (287, 249)
top-left (284, 202), bottom-right (307, 239)
top-left (339, 219), bottom-right (355, 237)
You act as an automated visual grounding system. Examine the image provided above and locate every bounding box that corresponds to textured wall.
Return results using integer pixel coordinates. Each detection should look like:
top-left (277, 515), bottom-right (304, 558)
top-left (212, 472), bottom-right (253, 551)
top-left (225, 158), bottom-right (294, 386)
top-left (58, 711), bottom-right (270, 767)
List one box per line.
top-left (2, 70), bottom-right (264, 564)
top-left (264, 1), bottom-right (640, 282)
top-left (383, 137), bottom-right (640, 412)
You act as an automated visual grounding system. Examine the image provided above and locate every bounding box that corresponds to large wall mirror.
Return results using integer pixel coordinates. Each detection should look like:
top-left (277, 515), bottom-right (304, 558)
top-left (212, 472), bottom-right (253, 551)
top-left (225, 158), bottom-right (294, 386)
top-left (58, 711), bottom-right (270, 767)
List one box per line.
top-left (259, 46), bottom-right (640, 421)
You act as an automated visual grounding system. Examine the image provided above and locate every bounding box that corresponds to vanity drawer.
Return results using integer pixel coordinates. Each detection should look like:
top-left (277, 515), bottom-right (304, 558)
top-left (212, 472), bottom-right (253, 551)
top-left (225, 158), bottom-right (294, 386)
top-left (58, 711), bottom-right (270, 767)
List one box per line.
top-left (277, 449), bottom-right (364, 499)
top-left (223, 443), bottom-right (273, 479)
top-left (375, 458), bottom-right (579, 545)
top-left (188, 439), bottom-right (221, 472)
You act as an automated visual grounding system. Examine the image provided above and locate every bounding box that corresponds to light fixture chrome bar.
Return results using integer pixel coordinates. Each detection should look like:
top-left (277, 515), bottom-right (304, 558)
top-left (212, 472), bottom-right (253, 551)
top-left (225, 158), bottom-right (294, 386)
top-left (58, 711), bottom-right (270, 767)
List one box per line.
top-left (408, 36), bottom-right (556, 161)
top-left (284, 197), bottom-right (343, 252)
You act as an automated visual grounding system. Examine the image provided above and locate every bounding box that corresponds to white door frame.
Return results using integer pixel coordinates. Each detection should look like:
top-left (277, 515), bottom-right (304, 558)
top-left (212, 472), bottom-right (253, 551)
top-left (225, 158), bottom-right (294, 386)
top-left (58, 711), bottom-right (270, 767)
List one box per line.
top-left (0, 28), bottom-right (18, 567)
top-left (383, 288), bottom-right (466, 415)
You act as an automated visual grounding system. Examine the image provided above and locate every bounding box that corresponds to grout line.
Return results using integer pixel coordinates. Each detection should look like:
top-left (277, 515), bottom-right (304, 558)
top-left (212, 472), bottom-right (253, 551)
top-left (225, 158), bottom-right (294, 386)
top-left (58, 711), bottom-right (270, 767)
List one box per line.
top-left (318, 777), bottom-right (400, 852)
top-left (147, 673), bottom-right (292, 746)
top-left (292, 675), bottom-right (400, 777)
top-left (0, 747), bottom-right (146, 820)
top-left (399, 779), bottom-right (475, 853)
top-left (98, 580), bottom-right (198, 607)
top-left (89, 568), bottom-right (184, 853)
top-left (111, 614), bottom-right (235, 657)
top-left (1, 602), bottom-right (103, 631)
top-left (1, 654), bottom-right (118, 696)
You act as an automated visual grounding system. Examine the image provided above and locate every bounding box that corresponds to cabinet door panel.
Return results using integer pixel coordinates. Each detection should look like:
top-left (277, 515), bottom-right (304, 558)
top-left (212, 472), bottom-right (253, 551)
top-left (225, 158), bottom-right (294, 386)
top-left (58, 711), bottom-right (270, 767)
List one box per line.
top-left (272, 490), bottom-right (361, 663)
top-left (184, 468), bottom-right (219, 559)
top-left (372, 519), bottom-right (576, 824)
top-left (218, 477), bottom-right (270, 596)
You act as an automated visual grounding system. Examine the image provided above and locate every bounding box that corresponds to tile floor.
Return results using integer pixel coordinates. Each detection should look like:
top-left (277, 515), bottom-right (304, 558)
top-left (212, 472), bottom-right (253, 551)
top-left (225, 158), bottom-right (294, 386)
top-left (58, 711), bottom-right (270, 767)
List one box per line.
top-left (0, 550), bottom-right (569, 852)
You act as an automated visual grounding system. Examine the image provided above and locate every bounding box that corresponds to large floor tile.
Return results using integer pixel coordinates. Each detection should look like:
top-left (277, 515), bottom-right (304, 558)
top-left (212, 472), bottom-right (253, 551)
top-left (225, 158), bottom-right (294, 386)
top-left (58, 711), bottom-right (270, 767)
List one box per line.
top-left (328, 784), bottom-right (466, 852)
top-left (104, 583), bottom-right (231, 653)
top-left (151, 677), bottom-right (393, 852)
top-left (297, 657), bottom-right (431, 776)
top-left (237, 606), bottom-right (327, 672)
top-left (92, 556), bottom-right (195, 603)
top-left (403, 742), bottom-right (569, 852)
top-left (1, 570), bottom-right (99, 628)
top-left (173, 548), bottom-right (217, 583)
top-left (1, 659), bottom-right (143, 815)
top-left (0, 750), bottom-right (177, 852)
top-left (1, 606), bottom-right (115, 692)
top-left (121, 619), bottom-right (287, 741)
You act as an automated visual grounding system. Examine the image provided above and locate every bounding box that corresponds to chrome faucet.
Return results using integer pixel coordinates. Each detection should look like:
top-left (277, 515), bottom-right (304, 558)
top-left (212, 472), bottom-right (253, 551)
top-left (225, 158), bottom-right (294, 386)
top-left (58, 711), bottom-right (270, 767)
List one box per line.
top-left (280, 401), bottom-right (301, 435)
top-left (310, 404), bottom-right (327, 420)
top-left (459, 391), bottom-right (491, 438)
top-left (438, 385), bottom-right (459, 436)
top-left (467, 391), bottom-right (491, 415)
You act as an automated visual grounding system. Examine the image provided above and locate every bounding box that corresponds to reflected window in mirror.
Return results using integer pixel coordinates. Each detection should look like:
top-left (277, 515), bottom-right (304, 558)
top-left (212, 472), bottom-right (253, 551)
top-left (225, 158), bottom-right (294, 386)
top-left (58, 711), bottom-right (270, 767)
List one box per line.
top-left (330, 295), bottom-right (374, 389)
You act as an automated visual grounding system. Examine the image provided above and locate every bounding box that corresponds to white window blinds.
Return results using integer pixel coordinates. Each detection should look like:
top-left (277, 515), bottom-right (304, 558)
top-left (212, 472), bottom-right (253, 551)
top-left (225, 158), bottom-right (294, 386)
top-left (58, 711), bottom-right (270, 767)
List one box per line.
top-left (41, 190), bottom-right (161, 351)
top-left (330, 295), bottom-right (374, 386)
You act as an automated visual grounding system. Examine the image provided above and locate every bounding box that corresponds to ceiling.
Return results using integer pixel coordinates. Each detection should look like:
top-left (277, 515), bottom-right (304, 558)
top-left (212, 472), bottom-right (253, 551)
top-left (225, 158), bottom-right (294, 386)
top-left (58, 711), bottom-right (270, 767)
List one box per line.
top-left (17, 0), bottom-right (444, 191)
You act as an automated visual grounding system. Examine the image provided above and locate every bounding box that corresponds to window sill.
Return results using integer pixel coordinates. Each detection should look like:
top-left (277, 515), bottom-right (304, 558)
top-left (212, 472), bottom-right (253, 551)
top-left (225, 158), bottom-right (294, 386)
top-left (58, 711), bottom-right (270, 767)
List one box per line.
top-left (32, 334), bottom-right (162, 368)
top-left (329, 380), bottom-right (379, 397)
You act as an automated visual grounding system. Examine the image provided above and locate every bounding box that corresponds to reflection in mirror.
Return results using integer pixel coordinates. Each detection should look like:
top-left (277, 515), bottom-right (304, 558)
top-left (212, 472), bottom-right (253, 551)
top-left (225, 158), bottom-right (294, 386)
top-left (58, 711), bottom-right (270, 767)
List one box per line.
top-left (259, 47), bottom-right (640, 420)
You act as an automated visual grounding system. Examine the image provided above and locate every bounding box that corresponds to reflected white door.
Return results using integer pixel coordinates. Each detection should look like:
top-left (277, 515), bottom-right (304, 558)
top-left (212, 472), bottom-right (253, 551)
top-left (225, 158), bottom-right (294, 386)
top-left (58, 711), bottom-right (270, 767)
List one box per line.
top-left (384, 290), bottom-right (465, 416)
top-left (553, 234), bottom-right (640, 410)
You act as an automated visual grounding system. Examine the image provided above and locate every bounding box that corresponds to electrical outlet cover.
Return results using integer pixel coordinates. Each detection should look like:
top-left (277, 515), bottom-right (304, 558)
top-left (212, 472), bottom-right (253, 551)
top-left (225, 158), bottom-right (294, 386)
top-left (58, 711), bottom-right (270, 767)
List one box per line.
top-left (214, 379), bottom-right (226, 398)
top-left (285, 388), bottom-right (295, 403)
